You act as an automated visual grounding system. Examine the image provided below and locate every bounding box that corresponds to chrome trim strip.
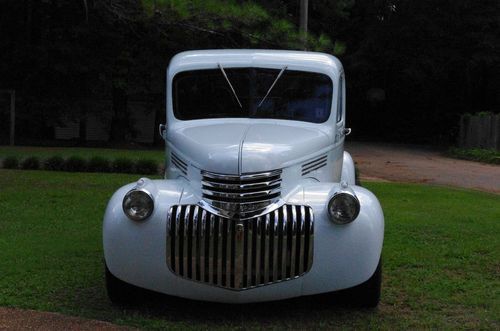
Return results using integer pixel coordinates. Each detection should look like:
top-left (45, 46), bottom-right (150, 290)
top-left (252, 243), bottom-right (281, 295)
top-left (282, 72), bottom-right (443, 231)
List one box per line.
top-left (301, 155), bottom-right (327, 168)
top-left (301, 154), bottom-right (328, 176)
top-left (302, 160), bottom-right (327, 172)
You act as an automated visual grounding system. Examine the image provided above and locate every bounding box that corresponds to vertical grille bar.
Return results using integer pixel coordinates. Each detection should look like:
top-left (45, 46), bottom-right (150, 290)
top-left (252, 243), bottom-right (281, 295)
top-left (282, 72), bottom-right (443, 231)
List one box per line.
top-left (200, 209), bottom-right (207, 282)
top-left (192, 206), bottom-right (199, 280)
top-left (234, 221), bottom-right (244, 289)
top-left (183, 205), bottom-right (191, 277)
top-left (167, 204), bottom-right (314, 290)
top-left (307, 207), bottom-right (314, 271)
top-left (208, 214), bottom-right (215, 284)
top-left (217, 217), bottom-right (223, 286)
top-left (263, 214), bottom-right (270, 283)
top-left (225, 218), bottom-right (232, 287)
top-left (290, 205), bottom-right (297, 276)
top-left (255, 217), bottom-right (262, 285)
top-left (281, 207), bottom-right (288, 278)
top-left (175, 206), bottom-right (182, 274)
top-left (246, 219), bottom-right (253, 287)
top-left (272, 209), bottom-right (279, 282)
top-left (166, 206), bottom-right (174, 271)
top-left (299, 205), bottom-right (305, 273)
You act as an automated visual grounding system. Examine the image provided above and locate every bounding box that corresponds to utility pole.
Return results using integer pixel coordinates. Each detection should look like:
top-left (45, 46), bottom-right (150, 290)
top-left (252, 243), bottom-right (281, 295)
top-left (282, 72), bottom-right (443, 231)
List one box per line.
top-left (0, 90), bottom-right (15, 146)
top-left (10, 90), bottom-right (15, 146)
top-left (300, 0), bottom-right (309, 49)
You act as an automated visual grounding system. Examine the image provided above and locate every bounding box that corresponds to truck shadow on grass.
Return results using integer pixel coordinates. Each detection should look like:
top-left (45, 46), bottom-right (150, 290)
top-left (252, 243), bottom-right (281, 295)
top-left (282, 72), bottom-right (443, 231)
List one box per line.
top-left (108, 285), bottom-right (376, 325)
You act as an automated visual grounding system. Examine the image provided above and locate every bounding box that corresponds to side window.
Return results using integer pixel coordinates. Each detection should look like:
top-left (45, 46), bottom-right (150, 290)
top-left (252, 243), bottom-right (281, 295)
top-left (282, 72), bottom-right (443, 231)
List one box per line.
top-left (336, 75), bottom-right (343, 123)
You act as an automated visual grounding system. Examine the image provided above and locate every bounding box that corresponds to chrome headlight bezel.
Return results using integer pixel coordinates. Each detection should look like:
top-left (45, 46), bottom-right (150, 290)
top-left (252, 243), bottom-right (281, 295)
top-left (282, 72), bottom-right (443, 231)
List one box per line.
top-left (327, 190), bottom-right (360, 224)
top-left (122, 188), bottom-right (155, 221)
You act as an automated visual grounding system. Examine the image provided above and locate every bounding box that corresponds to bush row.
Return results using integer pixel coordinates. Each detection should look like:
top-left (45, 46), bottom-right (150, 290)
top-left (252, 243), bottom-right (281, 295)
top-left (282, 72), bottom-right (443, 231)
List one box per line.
top-left (447, 147), bottom-right (500, 165)
top-left (1, 156), bottom-right (159, 174)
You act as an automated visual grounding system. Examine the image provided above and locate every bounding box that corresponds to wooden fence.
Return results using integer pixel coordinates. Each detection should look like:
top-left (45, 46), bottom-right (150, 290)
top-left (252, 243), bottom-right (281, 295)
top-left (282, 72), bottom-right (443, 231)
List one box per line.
top-left (459, 113), bottom-right (500, 150)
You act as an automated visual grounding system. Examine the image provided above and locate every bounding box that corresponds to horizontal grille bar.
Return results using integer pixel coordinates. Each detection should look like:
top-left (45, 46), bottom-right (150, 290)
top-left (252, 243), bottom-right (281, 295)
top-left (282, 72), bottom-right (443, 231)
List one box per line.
top-left (201, 170), bottom-right (282, 215)
top-left (166, 204), bottom-right (314, 290)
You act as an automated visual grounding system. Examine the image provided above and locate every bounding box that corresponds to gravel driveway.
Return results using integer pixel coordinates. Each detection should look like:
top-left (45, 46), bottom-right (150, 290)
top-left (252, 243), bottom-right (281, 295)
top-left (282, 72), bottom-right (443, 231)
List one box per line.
top-left (347, 142), bottom-right (500, 194)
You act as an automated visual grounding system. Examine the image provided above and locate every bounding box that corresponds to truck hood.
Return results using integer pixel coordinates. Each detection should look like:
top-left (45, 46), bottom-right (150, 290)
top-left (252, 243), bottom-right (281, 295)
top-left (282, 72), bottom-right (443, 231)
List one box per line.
top-left (168, 122), bottom-right (331, 174)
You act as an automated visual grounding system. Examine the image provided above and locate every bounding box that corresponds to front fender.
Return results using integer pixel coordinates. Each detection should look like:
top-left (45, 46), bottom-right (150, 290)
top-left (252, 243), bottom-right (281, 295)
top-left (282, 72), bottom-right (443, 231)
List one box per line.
top-left (288, 182), bottom-right (384, 293)
top-left (103, 178), bottom-right (185, 289)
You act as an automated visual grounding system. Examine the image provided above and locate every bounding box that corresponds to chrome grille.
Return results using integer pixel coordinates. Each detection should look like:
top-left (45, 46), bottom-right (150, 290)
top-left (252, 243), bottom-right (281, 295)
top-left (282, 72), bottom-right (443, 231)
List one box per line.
top-left (166, 204), bottom-right (314, 290)
top-left (201, 170), bottom-right (282, 217)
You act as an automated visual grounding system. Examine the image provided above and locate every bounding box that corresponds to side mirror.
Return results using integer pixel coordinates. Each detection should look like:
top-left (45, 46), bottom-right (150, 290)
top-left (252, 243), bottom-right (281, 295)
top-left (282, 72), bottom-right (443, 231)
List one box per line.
top-left (159, 123), bottom-right (167, 139)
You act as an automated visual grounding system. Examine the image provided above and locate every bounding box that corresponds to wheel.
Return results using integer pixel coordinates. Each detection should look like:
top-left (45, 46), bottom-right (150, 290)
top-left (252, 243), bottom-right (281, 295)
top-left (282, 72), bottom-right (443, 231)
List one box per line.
top-left (341, 259), bottom-right (382, 308)
top-left (105, 264), bottom-right (139, 305)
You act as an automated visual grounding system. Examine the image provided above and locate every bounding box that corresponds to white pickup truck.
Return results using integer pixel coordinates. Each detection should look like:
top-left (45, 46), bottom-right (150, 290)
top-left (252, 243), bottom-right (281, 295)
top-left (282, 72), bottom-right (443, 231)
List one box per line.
top-left (103, 50), bottom-right (384, 307)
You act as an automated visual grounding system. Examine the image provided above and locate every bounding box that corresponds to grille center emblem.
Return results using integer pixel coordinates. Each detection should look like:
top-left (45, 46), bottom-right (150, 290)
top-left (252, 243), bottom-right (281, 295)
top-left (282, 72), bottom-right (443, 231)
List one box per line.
top-left (235, 222), bottom-right (244, 239)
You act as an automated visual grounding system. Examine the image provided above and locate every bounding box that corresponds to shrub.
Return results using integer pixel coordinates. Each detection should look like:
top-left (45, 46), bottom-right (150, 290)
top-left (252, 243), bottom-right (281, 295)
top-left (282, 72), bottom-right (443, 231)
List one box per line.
top-left (20, 156), bottom-right (40, 170)
top-left (135, 159), bottom-right (158, 175)
top-left (87, 156), bottom-right (111, 173)
top-left (112, 158), bottom-right (135, 173)
top-left (447, 147), bottom-right (500, 165)
top-left (2, 156), bottom-right (19, 169)
top-left (65, 156), bottom-right (87, 172)
top-left (43, 156), bottom-right (65, 171)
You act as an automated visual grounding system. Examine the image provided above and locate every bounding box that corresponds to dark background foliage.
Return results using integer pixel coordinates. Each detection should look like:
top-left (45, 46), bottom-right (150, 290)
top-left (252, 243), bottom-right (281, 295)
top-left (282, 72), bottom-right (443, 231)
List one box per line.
top-left (0, 0), bottom-right (499, 146)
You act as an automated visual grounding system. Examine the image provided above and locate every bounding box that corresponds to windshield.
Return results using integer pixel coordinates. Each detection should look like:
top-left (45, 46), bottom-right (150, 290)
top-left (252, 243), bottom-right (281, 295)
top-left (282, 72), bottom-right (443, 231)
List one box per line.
top-left (173, 68), bottom-right (333, 123)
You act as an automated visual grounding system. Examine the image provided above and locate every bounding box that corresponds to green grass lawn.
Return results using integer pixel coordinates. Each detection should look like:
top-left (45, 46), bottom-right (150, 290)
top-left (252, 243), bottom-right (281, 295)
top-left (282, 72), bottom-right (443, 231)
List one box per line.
top-left (0, 146), bottom-right (164, 163)
top-left (0, 169), bottom-right (498, 329)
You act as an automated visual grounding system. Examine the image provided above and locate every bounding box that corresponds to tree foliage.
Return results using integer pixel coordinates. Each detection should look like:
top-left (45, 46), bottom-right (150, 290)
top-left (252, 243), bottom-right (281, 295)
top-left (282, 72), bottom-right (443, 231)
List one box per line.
top-left (0, 0), bottom-right (498, 145)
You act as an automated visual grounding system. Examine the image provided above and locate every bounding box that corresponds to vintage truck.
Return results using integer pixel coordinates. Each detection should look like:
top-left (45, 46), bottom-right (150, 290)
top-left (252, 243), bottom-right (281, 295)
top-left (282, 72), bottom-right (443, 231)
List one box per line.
top-left (103, 50), bottom-right (384, 307)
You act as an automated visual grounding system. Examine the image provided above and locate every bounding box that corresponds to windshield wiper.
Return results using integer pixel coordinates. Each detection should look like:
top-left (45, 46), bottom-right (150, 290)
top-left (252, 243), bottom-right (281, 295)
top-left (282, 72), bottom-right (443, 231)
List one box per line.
top-left (257, 66), bottom-right (287, 108)
top-left (218, 63), bottom-right (243, 109)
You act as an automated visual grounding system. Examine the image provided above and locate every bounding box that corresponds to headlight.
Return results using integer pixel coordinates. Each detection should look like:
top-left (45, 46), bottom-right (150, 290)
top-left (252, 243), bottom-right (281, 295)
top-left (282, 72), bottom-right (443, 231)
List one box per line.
top-left (327, 191), bottom-right (360, 224)
top-left (122, 189), bottom-right (154, 221)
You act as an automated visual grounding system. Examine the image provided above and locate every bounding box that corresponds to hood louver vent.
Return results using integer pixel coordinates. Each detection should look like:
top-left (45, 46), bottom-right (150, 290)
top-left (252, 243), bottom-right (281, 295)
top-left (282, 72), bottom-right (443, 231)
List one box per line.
top-left (301, 154), bottom-right (327, 176)
top-left (171, 152), bottom-right (188, 175)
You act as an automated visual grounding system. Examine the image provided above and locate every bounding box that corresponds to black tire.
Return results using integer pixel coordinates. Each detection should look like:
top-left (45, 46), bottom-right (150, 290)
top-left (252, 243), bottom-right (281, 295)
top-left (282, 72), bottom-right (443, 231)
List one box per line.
top-left (341, 259), bottom-right (382, 308)
top-left (105, 264), bottom-right (139, 305)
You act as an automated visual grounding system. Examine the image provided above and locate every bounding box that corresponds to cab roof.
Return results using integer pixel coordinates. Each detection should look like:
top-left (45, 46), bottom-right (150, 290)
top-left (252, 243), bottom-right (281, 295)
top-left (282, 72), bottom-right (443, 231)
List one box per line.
top-left (167, 49), bottom-right (343, 78)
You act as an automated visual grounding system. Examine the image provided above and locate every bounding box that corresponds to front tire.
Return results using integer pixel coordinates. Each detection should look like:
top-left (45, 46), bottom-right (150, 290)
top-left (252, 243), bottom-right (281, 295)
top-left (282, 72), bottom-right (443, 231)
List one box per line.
top-left (105, 264), bottom-right (139, 305)
top-left (341, 259), bottom-right (382, 308)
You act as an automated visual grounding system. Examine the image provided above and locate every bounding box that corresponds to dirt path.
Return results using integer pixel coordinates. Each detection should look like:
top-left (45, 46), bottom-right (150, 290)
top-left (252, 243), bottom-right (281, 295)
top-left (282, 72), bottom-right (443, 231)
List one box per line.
top-left (0, 307), bottom-right (135, 331)
top-left (346, 142), bottom-right (500, 194)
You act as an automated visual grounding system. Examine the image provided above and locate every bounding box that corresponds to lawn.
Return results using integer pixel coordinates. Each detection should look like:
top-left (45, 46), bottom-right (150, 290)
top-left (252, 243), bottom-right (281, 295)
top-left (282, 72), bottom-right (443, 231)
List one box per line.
top-left (0, 169), bottom-right (498, 329)
top-left (0, 146), bottom-right (164, 163)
